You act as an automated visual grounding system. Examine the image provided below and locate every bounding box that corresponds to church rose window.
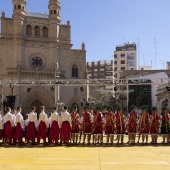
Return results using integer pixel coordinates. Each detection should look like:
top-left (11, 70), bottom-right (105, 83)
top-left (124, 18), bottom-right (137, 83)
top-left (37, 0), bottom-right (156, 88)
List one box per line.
top-left (31, 57), bottom-right (43, 67)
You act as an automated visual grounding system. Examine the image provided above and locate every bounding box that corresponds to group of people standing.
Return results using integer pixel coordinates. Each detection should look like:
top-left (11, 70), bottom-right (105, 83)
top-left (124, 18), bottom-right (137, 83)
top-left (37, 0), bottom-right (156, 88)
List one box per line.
top-left (0, 104), bottom-right (170, 146)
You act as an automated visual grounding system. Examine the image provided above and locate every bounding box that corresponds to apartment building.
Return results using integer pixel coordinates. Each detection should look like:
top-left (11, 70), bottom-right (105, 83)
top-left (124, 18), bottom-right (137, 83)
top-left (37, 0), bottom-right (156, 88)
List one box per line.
top-left (166, 62), bottom-right (170, 70)
top-left (86, 60), bottom-right (114, 103)
top-left (114, 43), bottom-right (137, 80)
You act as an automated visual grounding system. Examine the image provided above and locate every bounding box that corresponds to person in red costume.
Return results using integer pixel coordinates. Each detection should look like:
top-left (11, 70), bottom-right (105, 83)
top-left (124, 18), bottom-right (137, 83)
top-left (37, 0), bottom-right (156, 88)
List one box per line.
top-left (138, 105), bottom-right (150, 144)
top-left (128, 105), bottom-right (138, 145)
top-left (150, 106), bottom-right (160, 144)
top-left (26, 106), bottom-right (38, 145)
top-left (105, 105), bottom-right (115, 145)
top-left (116, 106), bottom-right (125, 145)
top-left (60, 106), bottom-right (72, 145)
top-left (83, 105), bottom-right (92, 145)
top-left (49, 106), bottom-right (60, 145)
top-left (71, 105), bottom-right (80, 145)
top-left (37, 106), bottom-right (49, 145)
top-left (14, 107), bottom-right (24, 145)
top-left (92, 105), bottom-right (103, 145)
top-left (160, 107), bottom-right (170, 144)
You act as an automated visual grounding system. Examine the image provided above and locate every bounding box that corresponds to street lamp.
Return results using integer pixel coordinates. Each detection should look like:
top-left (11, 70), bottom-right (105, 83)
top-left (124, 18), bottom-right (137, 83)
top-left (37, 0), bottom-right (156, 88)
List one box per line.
top-left (55, 62), bottom-right (60, 103)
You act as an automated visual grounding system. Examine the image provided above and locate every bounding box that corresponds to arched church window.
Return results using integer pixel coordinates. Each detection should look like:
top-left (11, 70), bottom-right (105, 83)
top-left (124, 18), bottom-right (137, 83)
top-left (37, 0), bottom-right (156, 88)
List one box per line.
top-left (18, 5), bottom-right (21, 9)
top-left (35, 26), bottom-right (40, 37)
top-left (54, 10), bottom-right (57, 14)
top-left (43, 27), bottom-right (48, 37)
top-left (26, 25), bottom-right (32, 36)
top-left (72, 65), bottom-right (78, 77)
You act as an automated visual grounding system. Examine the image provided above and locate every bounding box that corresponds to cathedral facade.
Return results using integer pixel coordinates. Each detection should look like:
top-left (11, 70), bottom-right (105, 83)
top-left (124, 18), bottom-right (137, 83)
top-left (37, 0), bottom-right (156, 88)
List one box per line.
top-left (0, 0), bottom-right (87, 114)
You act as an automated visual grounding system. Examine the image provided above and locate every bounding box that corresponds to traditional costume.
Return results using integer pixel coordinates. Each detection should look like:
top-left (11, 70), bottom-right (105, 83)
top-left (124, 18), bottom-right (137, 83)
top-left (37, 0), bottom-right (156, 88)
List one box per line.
top-left (116, 107), bottom-right (125, 134)
top-left (150, 107), bottom-right (160, 144)
top-left (14, 109), bottom-right (24, 144)
top-left (49, 108), bottom-right (60, 145)
top-left (93, 105), bottom-right (103, 144)
top-left (138, 105), bottom-right (149, 144)
top-left (60, 106), bottom-right (71, 144)
top-left (37, 107), bottom-right (49, 144)
top-left (71, 107), bottom-right (80, 134)
top-left (83, 105), bottom-right (92, 144)
top-left (128, 105), bottom-right (138, 144)
top-left (116, 106), bottom-right (125, 144)
top-left (161, 107), bottom-right (169, 134)
top-left (139, 105), bottom-right (150, 134)
top-left (3, 108), bottom-right (14, 145)
top-left (161, 107), bottom-right (170, 144)
top-left (150, 107), bottom-right (160, 134)
top-left (105, 110), bottom-right (115, 135)
top-left (93, 109), bottom-right (103, 135)
top-left (26, 109), bottom-right (38, 145)
top-left (71, 106), bottom-right (80, 144)
top-left (83, 106), bottom-right (92, 134)
top-left (105, 105), bottom-right (115, 144)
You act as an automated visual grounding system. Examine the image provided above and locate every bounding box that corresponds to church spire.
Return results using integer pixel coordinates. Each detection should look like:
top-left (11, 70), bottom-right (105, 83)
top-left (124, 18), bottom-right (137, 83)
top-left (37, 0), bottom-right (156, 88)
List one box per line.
top-left (12, 0), bottom-right (26, 36)
top-left (48, 0), bottom-right (61, 23)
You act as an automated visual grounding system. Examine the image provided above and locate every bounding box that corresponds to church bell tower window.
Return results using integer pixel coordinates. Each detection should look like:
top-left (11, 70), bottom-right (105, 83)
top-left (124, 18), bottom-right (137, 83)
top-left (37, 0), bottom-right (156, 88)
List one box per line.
top-left (72, 65), bottom-right (78, 77)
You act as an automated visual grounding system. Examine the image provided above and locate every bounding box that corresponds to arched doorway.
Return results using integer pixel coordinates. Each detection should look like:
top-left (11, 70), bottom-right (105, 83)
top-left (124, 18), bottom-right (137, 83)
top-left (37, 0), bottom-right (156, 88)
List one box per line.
top-left (30, 99), bottom-right (43, 118)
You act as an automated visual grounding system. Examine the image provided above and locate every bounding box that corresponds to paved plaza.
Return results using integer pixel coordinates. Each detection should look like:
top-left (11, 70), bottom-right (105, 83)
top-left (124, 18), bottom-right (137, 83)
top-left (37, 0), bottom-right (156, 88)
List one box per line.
top-left (0, 136), bottom-right (170, 170)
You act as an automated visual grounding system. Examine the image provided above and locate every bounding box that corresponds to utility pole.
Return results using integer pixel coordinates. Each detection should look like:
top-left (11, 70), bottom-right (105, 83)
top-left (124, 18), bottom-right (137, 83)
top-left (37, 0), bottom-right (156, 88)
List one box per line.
top-left (138, 37), bottom-right (141, 70)
top-left (154, 38), bottom-right (157, 70)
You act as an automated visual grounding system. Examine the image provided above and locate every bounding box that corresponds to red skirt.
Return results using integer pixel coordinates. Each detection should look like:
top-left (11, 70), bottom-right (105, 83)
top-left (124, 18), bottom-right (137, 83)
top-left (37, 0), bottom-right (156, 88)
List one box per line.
top-left (26, 122), bottom-right (36, 141)
top-left (72, 124), bottom-right (79, 134)
top-left (4, 121), bottom-right (13, 140)
top-left (60, 122), bottom-right (71, 141)
top-left (49, 121), bottom-right (59, 141)
top-left (105, 125), bottom-right (114, 134)
top-left (150, 125), bottom-right (159, 134)
top-left (37, 121), bottom-right (47, 140)
top-left (140, 126), bottom-right (149, 134)
top-left (93, 125), bottom-right (102, 134)
top-left (0, 130), bottom-right (2, 140)
top-left (116, 126), bottom-right (125, 134)
top-left (128, 124), bottom-right (137, 133)
top-left (83, 123), bottom-right (92, 134)
top-left (14, 122), bottom-right (23, 140)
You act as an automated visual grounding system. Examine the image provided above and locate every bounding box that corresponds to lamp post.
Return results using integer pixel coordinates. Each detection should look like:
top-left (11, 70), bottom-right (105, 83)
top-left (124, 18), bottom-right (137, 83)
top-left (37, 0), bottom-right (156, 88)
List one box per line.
top-left (55, 62), bottom-right (60, 104)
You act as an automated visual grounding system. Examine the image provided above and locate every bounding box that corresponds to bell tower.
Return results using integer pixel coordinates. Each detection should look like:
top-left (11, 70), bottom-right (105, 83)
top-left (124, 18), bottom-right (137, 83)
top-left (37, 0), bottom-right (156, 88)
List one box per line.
top-left (12, 0), bottom-right (26, 36)
top-left (48, 0), bottom-right (61, 39)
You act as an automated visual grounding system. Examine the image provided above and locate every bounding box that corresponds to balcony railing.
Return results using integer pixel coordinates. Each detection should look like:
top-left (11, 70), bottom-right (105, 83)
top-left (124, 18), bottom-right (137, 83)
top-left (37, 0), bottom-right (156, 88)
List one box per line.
top-left (26, 12), bottom-right (49, 19)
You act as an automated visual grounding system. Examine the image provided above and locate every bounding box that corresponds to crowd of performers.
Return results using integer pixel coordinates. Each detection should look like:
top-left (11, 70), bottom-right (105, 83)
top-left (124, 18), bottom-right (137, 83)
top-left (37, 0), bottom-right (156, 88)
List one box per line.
top-left (0, 104), bottom-right (170, 146)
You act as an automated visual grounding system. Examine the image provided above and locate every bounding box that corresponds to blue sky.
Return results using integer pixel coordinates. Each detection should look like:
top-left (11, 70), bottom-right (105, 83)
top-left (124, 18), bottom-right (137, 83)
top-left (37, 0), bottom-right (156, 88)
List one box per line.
top-left (1, 0), bottom-right (170, 70)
